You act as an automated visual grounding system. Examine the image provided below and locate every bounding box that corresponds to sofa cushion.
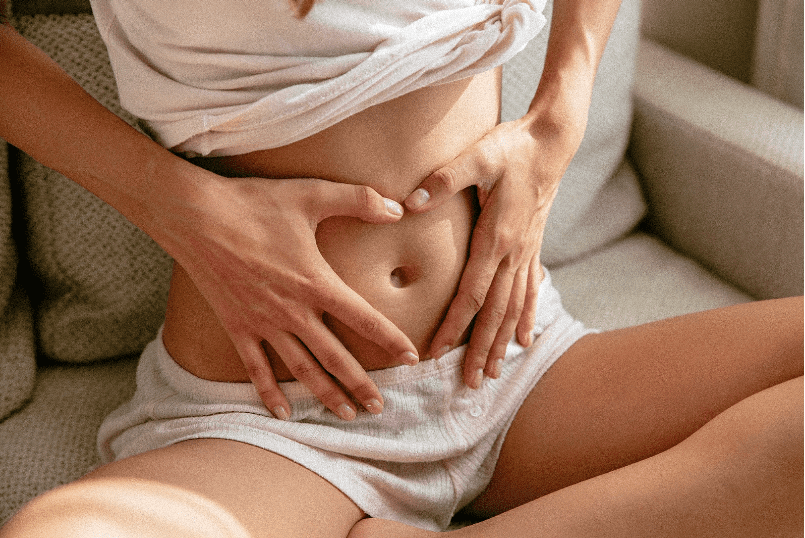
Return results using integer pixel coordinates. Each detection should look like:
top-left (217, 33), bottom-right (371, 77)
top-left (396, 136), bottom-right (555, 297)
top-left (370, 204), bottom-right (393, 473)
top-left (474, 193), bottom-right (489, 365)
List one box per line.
top-left (12, 14), bottom-right (173, 363)
top-left (551, 232), bottom-right (752, 331)
top-left (502, 0), bottom-right (646, 266)
top-left (0, 139), bottom-right (37, 420)
top-left (0, 358), bottom-right (138, 525)
top-left (631, 40), bottom-right (804, 300)
top-left (640, 0), bottom-right (757, 83)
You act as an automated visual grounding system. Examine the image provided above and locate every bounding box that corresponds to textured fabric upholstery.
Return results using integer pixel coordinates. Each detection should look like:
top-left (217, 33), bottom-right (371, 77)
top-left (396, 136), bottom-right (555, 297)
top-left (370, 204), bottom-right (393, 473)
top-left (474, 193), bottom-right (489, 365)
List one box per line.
top-left (752, 0), bottom-right (804, 108)
top-left (552, 233), bottom-right (752, 331)
top-left (0, 138), bottom-right (37, 420)
top-left (631, 40), bottom-right (804, 300)
top-left (640, 0), bottom-right (758, 83)
top-left (0, 359), bottom-right (137, 521)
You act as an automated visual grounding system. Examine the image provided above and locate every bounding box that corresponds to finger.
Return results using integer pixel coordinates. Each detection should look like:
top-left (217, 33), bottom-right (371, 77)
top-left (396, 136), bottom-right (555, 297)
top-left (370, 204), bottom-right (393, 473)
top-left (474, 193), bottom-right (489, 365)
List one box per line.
top-left (310, 181), bottom-right (404, 224)
top-left (404, 150), bottom-right (487, 213)
top-left (462, 263), bottom-right (517, 389)
top-left (428, 253), bottom-right (499, 362)
top-left (428, 222), bottom-right (501, 359)
top-left (272, 325), bottom-right (367, 421)
top-left (300, 323), bottom-right (385, 418)
top-left (321, 276), bottom-right (419, 366)
top-left (233, 334), bottom-right (291, 420)
top-left (485, 264), bottom-right (529, 379)
top-left (516, 257), bottom-right (543, 347)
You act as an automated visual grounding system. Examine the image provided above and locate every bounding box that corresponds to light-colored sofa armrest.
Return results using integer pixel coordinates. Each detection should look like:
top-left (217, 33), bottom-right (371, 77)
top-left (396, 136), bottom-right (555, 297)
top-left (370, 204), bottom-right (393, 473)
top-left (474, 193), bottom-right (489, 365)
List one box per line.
top-left (629, 39), bottom-right (803, 300)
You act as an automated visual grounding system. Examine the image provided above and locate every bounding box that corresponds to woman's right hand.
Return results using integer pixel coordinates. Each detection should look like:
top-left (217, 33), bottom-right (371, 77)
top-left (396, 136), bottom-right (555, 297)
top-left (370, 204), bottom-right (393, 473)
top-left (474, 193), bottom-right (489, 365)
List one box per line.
top-left (156, 175), bottom-right (419, 421)
top-left (0, 23), bottom-right (417, 421)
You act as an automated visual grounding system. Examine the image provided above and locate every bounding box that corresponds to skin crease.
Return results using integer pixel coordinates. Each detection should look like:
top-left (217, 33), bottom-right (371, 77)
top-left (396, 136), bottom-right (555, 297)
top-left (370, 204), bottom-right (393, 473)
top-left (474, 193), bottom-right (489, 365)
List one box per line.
top-left (161, 69), bottom-right (498, 383)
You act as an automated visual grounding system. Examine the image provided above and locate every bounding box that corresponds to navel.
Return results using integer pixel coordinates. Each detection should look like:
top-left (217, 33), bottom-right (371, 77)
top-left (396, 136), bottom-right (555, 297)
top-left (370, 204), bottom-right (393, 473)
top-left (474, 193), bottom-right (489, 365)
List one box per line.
top-left (390, 266), bottom-right (418, 288)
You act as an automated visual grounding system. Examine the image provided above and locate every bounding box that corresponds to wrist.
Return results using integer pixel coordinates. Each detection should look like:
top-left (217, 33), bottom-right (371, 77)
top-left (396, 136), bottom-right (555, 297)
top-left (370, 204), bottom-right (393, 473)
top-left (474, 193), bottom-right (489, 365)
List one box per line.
top-left (521, 73), bottom-right (591, 154)
top-left (525, 0), bottom-right (623, 134)
top-left (124, 143), bottom-right (225, 262)
top-left (526, 45), bottom-right (597, 122)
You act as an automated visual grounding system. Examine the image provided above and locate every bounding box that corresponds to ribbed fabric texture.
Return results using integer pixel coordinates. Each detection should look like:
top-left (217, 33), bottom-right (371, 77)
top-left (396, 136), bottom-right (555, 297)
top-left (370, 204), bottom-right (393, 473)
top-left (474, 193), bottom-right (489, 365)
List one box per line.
top-left (98, 272), bottom-right (593, 531)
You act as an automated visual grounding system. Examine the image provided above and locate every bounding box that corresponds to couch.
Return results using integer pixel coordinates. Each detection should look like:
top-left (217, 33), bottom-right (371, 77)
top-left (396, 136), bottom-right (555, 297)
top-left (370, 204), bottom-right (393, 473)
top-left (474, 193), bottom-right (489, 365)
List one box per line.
top-left (1, 0), bottom-right (802, 526)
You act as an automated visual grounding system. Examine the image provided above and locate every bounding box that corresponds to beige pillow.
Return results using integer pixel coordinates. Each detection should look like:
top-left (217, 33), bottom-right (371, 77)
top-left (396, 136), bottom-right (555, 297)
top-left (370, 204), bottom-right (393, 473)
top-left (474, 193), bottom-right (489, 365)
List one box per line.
top-left (0, 137), bottom-right (37, 420)
top-left (13, 14), bottom-right (173, 363)
top-left (502, 0), bottom-right (646, 266)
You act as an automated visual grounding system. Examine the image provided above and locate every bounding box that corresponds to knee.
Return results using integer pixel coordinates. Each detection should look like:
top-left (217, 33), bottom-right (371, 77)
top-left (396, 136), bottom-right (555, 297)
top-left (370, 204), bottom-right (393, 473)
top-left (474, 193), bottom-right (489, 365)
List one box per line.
top-left (1, 478), bottom-right (251, 538)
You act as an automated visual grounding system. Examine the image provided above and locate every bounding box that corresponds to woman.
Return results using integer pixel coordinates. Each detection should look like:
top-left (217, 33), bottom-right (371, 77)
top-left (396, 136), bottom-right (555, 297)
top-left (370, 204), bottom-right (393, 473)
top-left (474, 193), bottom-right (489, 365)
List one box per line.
top-left (1, 0), bottom-right (802, 536)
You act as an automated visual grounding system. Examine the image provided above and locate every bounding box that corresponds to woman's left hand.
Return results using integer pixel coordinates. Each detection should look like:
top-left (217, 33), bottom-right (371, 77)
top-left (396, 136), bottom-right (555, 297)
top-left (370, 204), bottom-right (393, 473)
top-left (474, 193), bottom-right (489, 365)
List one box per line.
top-left (403, 107), bottom-right (587, 389)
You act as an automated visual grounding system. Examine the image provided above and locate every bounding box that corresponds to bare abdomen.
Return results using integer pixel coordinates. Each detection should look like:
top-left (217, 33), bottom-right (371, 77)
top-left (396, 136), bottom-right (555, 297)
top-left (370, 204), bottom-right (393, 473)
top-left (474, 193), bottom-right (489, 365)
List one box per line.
top-left (161, 68), bottom-right (501, 382)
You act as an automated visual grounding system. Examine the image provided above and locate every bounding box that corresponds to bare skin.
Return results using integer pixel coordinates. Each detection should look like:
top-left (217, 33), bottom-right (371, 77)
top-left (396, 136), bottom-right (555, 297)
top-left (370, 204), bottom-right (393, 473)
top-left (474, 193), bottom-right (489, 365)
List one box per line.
top-left (4, 49), bottom-right (803, 537)
top-left (0, 21), bottom-right (422, 422)
top-left (161, 69), bottom-right (499, 416)
top-left (4, 299), bottom-right (802, 538)
top-left (2, 1), bottom-right (802, 536)
top-left (5, 71), bottom-right (500, 538)
top-left (350, 297), bottom-right (804, 537)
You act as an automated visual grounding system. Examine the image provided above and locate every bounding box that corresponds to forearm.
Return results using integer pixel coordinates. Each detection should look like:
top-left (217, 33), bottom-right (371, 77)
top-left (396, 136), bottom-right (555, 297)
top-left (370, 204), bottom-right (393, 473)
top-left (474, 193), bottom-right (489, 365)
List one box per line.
top-left (0, 23), bottom-right (213, 252)
top-left (527, 0), bottom-right (623, 122)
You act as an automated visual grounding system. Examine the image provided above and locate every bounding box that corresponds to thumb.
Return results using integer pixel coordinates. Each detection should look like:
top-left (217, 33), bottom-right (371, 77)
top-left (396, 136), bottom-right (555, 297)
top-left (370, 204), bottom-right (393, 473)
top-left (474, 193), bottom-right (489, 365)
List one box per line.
top-left (403, 152), bottom-right (482, 213)
top-left (311, 181), bottom-right (405, 224)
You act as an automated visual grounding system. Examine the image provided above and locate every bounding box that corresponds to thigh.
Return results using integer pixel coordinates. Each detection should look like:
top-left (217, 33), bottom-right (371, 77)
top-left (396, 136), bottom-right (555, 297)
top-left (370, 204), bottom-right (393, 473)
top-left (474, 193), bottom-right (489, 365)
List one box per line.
top-left (465, 297), bottom-right (804, 518)
top-left (37, 439), bottom-right (363, 538)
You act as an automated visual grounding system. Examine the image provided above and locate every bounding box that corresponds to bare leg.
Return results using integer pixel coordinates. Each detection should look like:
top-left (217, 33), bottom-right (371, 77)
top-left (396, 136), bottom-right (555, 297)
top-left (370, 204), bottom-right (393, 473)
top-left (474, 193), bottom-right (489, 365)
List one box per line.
top-left (2, 439), bottom-right (364, 538)
top-left (350, 298), bottom-right (804, 537)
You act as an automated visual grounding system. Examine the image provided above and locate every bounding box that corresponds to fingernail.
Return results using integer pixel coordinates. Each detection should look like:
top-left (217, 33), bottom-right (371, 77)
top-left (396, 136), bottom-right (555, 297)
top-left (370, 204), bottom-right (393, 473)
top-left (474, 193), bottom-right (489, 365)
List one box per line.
top-left (398, 351), bottom-right (419, 365)
top-left (405, 188), bottom-right (430, 210)
top-left (384, 198), bottom-right (404, 216)
top-left (433, 345), bottom-right (450, 359)
top-left (470, 369), bottom-right (484, 389)
top-left (364, 398), bottom-right (383, 415)
top-left (336, 403), bottom-right (357, 421)
top-left (272, 406), bottom-right (290, 421)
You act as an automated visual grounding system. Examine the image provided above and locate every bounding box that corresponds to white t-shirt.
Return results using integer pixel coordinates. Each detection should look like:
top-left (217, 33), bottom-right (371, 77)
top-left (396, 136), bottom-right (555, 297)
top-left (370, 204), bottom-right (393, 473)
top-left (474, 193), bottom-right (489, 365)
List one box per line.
top-left (90, 0), bottom-right (545, 156)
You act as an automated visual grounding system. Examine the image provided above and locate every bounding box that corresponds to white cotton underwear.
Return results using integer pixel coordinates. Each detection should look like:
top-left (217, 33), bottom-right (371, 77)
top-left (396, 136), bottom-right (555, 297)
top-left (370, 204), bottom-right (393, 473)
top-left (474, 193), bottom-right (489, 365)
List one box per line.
top-left (97, 270), bottom-right (594, 531)
top-left (89, 0), bottom-right (547, 157)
